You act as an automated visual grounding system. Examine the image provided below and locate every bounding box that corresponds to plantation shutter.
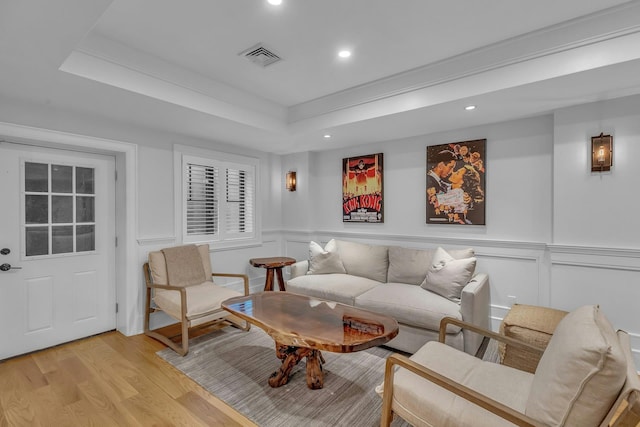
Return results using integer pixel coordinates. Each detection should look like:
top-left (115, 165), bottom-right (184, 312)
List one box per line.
top-left (225, 165), bottom-right (255, 236)
top-left (185, 161), bottom-right (219, 239)
top-left (182, 155), bottom-right (256, 244)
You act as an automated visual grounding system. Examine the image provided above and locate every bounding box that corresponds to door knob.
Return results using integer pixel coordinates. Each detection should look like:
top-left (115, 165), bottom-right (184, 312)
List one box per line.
top-left (0, 263), bottom-right (21, 271)
top-left (0, 248), bottom-right (9, 255)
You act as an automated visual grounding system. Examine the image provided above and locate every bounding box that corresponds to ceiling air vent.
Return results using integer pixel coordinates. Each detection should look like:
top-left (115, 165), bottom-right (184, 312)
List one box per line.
top-left (239, 43), bottom-right (282, 67)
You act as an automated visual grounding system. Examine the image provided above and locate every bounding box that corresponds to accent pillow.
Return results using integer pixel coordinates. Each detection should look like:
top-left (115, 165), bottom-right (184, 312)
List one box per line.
top-left (307, 240), bottom-right (346, 275)
top-left (420, 247), bottom-right (476, 302)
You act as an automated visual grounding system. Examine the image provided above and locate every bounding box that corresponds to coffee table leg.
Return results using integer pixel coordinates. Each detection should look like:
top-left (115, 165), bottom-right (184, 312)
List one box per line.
top-left (269, 344), bottom-right (311, 388)
top-left (306, 350), bottom-right (324, 389)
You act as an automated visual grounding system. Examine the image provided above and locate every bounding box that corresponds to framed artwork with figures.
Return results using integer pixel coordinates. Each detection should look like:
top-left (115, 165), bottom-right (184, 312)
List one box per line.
top-left (342, 153), bottom-right (383, 223)
top-left (426, 139), bottom-right (485, 225)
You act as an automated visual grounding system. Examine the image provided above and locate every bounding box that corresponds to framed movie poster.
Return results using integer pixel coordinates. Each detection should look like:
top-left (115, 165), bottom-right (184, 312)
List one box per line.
top-left (426, 139), bottom-right (485, 225)
top-left (342, 153), bottom-right (383, 222)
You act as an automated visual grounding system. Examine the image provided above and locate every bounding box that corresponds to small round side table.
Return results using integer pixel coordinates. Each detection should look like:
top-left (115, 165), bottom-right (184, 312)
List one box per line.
top-left (249, 256), bottom-right (296, 291)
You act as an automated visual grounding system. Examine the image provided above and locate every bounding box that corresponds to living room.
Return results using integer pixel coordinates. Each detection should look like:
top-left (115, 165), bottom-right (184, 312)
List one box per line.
top-left (1, 1), bottom-right (640, 425)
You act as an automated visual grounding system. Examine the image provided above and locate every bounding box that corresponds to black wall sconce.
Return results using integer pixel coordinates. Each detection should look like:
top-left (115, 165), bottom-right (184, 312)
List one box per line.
top-left (286, 171), bottom-right (297, 191)
top-left (591, 133), bottom-right (613, 172)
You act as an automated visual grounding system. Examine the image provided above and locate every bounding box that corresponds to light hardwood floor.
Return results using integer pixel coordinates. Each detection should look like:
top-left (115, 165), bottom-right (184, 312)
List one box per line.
top-left (1, 330), bottom-right (637, 426)
top-left (0, 329), bottom-right (256, 426)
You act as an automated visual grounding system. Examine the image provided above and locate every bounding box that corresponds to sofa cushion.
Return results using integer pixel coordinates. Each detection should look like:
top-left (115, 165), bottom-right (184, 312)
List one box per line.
top-left (355, 283), bottom-right (462, 333)
top-left (387, 246), bottom-right (434, 285)
top-left (335, 240), bottom-right (388, 283)
top-left (376, 341), bottom-right (534, 427)
top-left (387, 246), bottom-right (475, 285)
top-left (287, 273), bottom-right (381, 306)
top-left (421, 247), bottom-right (476, 302)
top-left (307, 240), bottom-right (346, 274)
top-left (525, 305), bottom-right (626, 426)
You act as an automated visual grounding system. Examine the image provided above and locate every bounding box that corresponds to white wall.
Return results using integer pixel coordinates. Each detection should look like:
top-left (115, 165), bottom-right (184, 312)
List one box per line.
top-left (550, 96), bottom-right (640, 368)
top-left (281, 96), bottom-right (640, 369)
top-left (0, 99), bottom-right (284, 335)
top-left (2, 92), bottom-right (639, 368)
top-left (298, 115), bottom-right (553, 241)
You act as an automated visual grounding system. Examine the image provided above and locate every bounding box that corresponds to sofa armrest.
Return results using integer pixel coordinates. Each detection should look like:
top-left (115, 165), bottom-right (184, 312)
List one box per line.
top-left (460, 273), bottom-right (491, 355)
top-left (289, 260), bottom-right (309, 279)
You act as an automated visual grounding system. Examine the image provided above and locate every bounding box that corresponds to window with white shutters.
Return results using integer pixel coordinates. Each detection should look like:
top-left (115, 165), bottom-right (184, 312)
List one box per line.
top-left (180, 152), bottom-right (259, 248)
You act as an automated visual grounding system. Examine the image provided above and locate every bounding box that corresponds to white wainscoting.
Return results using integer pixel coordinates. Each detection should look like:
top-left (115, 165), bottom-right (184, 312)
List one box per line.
top-left (282, 231), bottom-right (640, 371)
top-left (550, 244), bottom-right (640, 370)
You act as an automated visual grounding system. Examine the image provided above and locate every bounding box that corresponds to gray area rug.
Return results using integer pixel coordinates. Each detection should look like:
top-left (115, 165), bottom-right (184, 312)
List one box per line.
top-left (157, 327), bottom-right (410, 426)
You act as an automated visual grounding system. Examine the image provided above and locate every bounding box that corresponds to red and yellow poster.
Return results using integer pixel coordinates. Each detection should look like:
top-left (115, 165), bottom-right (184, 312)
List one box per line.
top-left (342, 153), bottom-right (383, 223)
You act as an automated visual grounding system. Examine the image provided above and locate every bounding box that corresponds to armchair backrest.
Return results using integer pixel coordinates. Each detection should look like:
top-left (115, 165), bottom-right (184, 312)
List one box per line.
top-left (148, 244), bottom-right (213, 286)
top-left (525, 305), bottom-right (627, 426)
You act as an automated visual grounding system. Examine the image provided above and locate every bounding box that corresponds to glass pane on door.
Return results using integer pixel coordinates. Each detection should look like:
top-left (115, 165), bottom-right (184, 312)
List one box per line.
top-left (24, 162), bottom-right (48, 192)
top-left (52, 164), bottom-right (73, 193)
top-left (52, 226), bottom-right (73, 254)
top-left (23, 162), bottom-right (96, 257)
top-left (25, 226), bottom-right (49, 256)
top-left (52, 195), bottom-right (73, 223)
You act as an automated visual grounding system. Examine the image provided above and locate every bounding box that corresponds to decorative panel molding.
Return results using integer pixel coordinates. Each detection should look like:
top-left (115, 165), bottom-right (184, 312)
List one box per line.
top-left (26, 276), bottom-right (53, 333)
top-left (73, 271), bottom-right (98, 322)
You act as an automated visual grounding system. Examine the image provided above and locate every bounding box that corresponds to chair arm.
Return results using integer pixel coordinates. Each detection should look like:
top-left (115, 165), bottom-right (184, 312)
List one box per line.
top-left (439, 317), bottom-right (546, 356)
top-left (212, 272), bottom-right (250, 296)
top-left (146, 283), bottom-right (185, 292)
top-left (381, 353), bottom-right (547, 427)
top-left (144, 283), bottom-right (188, 322)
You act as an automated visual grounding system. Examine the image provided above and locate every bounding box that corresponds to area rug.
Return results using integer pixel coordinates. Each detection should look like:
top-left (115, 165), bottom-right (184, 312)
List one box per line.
top-left (157, 327), bottom-right (410, 426)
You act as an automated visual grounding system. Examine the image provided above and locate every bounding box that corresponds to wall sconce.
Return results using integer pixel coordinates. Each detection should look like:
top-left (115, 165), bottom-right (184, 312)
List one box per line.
top-left (286, 171), bottom-right (297, 191)
top-left (591, 133), bottom-right (613, 172)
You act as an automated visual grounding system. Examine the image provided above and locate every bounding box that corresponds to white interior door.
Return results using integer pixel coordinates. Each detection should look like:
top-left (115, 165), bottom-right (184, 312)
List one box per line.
top-left (0, 142), bottom-right (116, 359)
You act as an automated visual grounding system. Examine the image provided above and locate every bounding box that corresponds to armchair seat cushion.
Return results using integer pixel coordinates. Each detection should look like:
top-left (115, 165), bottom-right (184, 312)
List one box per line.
top-left (384, 341), bottom-right (534, 427)
top-left (354, 283), bottom-right (463, 333)
top-left (154, 282), bottom-right (242, 321)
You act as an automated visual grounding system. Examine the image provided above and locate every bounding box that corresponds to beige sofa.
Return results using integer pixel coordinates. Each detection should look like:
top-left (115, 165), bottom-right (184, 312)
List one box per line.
top-left (287, 239), bottom-right (490, 355)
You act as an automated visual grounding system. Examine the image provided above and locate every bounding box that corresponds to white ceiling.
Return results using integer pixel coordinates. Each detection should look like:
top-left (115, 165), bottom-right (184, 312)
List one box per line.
top-left (2, 0), bottom-right (640, 154)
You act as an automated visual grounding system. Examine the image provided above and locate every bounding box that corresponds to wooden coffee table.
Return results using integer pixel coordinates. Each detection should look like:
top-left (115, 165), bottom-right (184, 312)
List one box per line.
top-left (222, 292), bottom-right (399, 390)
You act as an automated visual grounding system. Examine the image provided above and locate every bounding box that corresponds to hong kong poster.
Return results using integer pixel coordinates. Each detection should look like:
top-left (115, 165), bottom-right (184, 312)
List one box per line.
top-left (342, 153), bottom-right (384, 222)
top-left (426, 139), bottom-right (485, 225)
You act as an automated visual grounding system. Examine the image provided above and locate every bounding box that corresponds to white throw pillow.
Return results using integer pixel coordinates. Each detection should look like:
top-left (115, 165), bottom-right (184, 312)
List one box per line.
top-left (420, 247), bottom-right (476, 302)
top-left (307, 240), bottom-right (346, 275)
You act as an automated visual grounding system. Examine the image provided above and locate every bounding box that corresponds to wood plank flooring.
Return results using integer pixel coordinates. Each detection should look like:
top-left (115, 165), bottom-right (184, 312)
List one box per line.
top-left (0, 330), bottom-right (256, 426)
top-left (1, 329), bottom-right (637, 426)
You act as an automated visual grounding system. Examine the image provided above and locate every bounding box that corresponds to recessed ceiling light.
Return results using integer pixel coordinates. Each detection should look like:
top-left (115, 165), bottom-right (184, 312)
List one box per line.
top-left (465, 105), bottom-right (476, 111)
top-left (324, 134), bottom-right (332, 139)
top-left (267, 0), bottom-right (282, 5)
top-left (338, 50), bottom-right (351, 58)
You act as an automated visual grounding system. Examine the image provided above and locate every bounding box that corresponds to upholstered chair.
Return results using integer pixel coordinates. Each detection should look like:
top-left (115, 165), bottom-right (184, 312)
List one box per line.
top-left (379, 305), bottom-right (640, 427)
top-left (143, 244), bottom-right (250, 355)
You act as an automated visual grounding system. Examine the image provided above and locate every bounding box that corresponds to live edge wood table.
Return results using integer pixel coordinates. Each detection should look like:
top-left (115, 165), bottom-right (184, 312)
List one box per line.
top-left (222, 292), bottom-right (399, 390)
top-left (249, 256), bottom-right (296, 291)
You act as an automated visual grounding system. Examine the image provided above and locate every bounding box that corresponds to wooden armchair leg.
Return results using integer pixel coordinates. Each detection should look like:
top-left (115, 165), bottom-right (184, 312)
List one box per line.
top-left (380, 357), bottom-right (396, 427)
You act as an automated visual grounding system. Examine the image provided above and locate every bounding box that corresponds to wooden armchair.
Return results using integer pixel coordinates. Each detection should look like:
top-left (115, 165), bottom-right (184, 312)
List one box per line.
top-left (143, 244), bottom-right (250, 356)
top-left (380, 305), bottom-right (640, 427)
